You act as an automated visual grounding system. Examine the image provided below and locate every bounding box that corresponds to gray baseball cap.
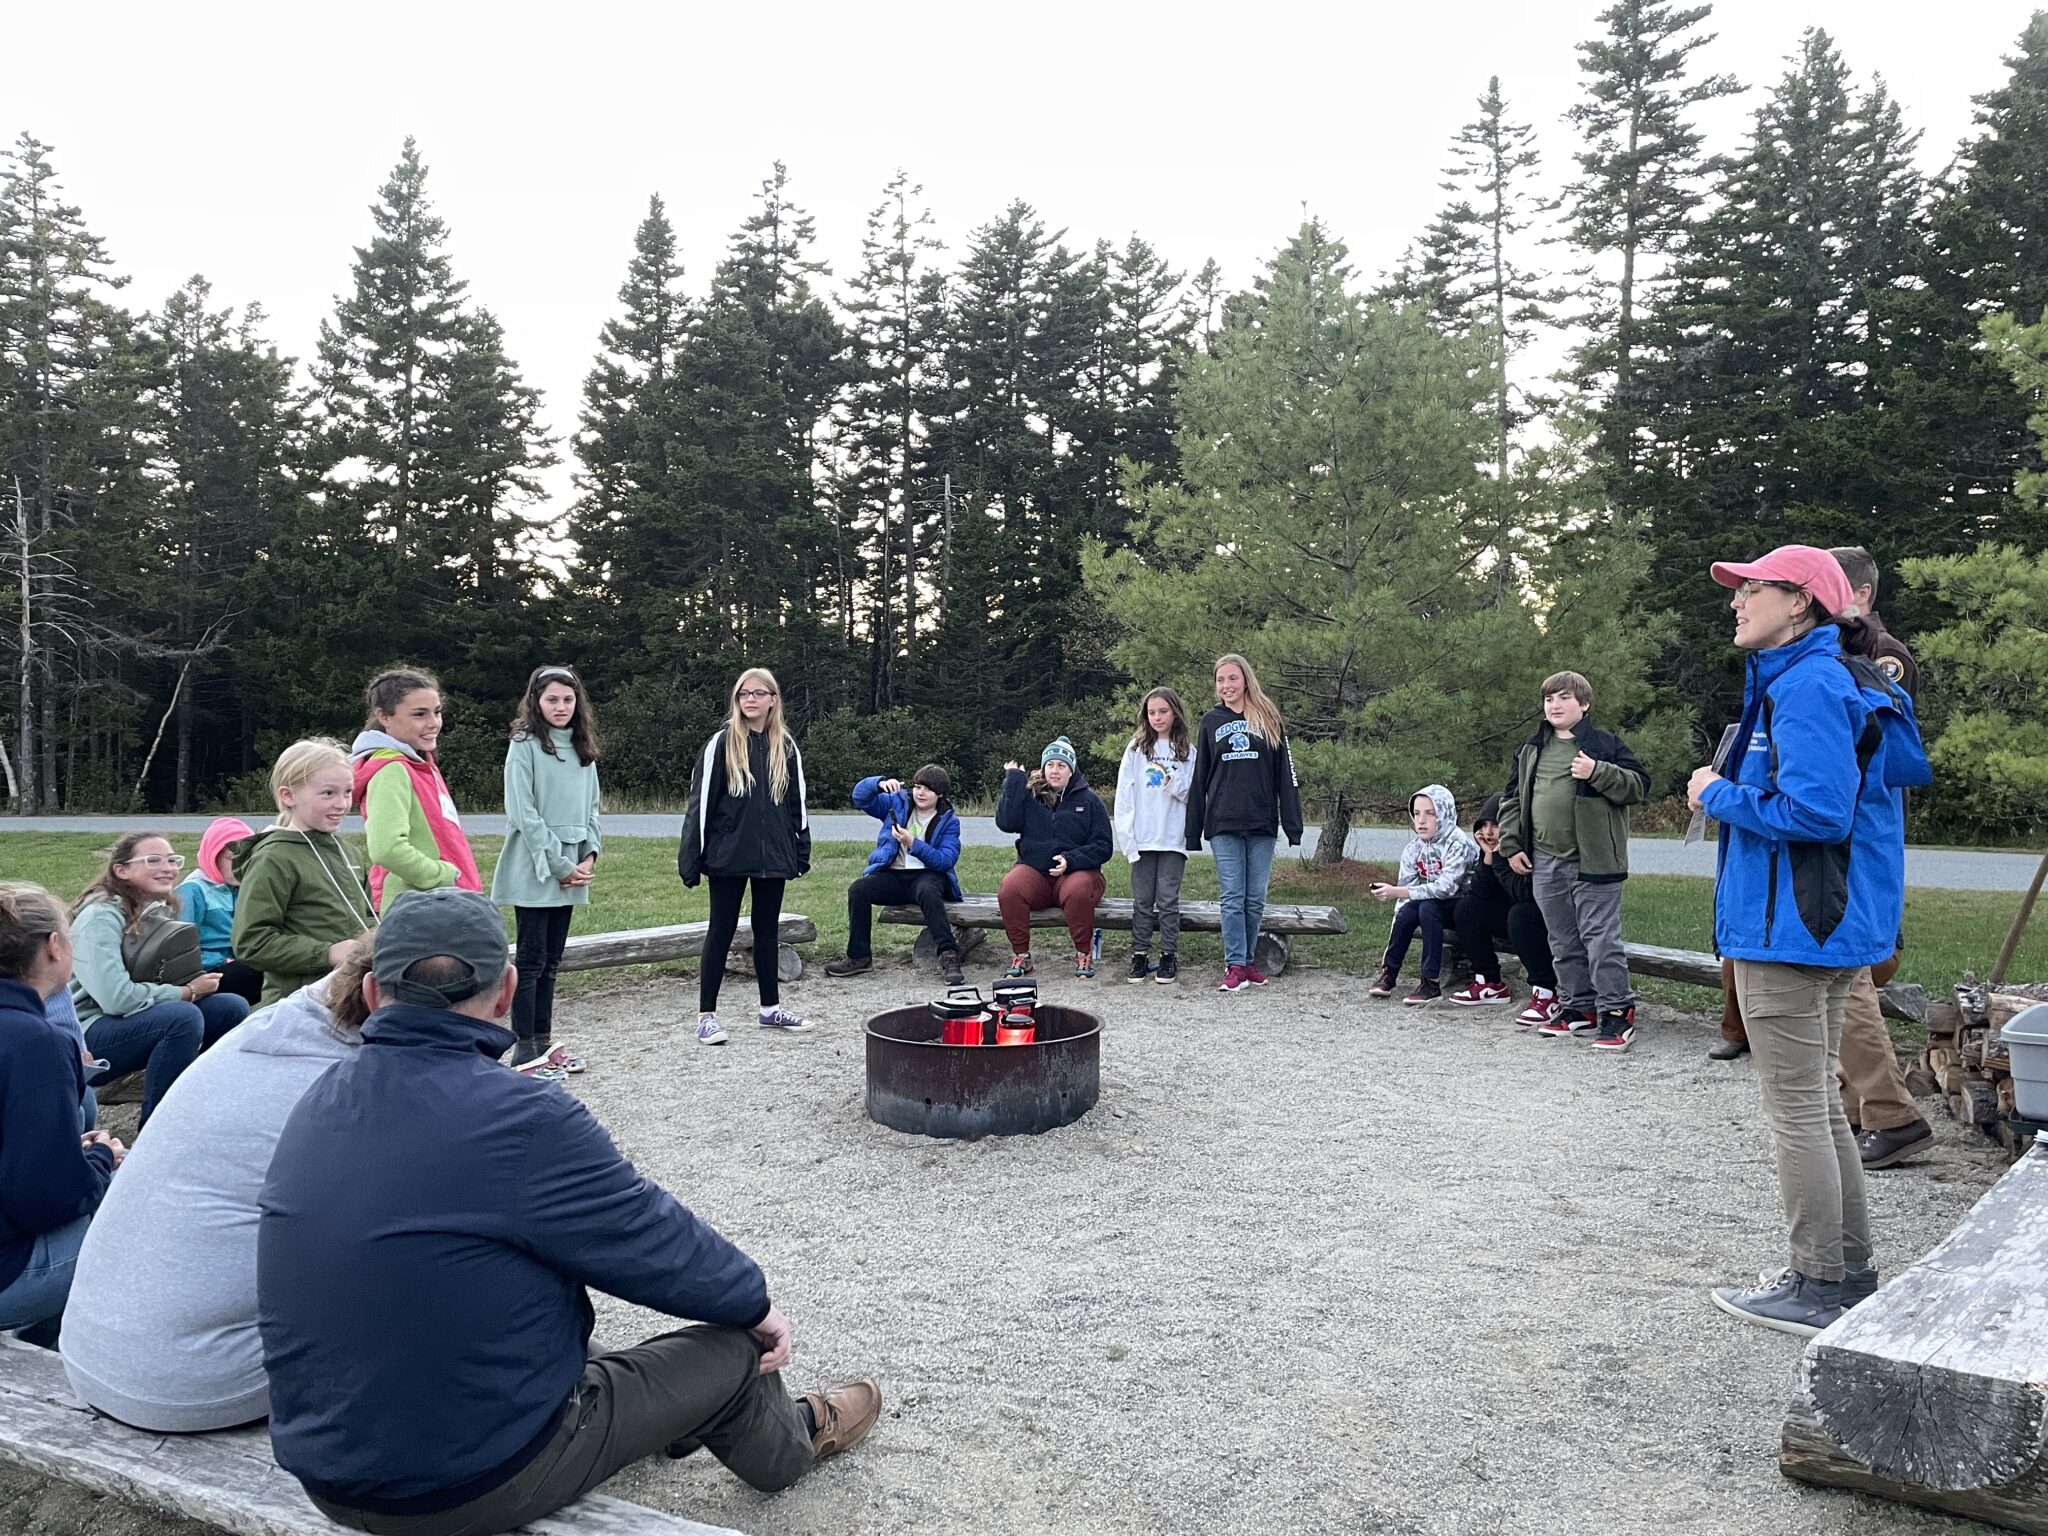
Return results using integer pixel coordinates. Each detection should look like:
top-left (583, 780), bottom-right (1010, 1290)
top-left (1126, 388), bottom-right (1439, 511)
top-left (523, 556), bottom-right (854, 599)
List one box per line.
top-left (371, 888), bottom-right (510, 1007)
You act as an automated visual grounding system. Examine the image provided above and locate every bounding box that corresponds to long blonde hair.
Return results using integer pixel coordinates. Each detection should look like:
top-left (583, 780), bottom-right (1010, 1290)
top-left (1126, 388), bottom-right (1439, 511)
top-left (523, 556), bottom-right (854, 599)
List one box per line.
top-left (1217, 653), bottom-right (1285, 744)
top-left (271, 737), bottom-right (351, 827)
top-left (722, 667), bottom-right (792, 803)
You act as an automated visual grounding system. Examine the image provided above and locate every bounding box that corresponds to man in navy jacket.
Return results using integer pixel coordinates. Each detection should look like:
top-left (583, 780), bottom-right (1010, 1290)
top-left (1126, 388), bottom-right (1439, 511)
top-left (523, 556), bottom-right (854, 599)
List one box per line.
top-left (257, 889), bottom-right (878, 1535)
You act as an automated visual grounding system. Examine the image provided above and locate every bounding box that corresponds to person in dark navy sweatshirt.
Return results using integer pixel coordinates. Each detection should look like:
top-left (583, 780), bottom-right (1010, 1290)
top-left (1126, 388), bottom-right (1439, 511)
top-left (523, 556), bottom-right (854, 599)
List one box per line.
top-left (257, 889), bottom-right (879, 1536)
top-left (0, 882), bottom-right (120, 1349)
top-left (994, 738), bottom-right (1114, 980)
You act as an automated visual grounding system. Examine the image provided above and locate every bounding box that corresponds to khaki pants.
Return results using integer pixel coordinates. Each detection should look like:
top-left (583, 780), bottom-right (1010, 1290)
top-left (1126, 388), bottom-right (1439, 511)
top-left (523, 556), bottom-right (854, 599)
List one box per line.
top-left (1720, 955), bottom-right (1920, 1132)
top-left (1731, 960), bottom-right (1873, 1281)
top-left (308, 1327), bottom-right (814, 1536)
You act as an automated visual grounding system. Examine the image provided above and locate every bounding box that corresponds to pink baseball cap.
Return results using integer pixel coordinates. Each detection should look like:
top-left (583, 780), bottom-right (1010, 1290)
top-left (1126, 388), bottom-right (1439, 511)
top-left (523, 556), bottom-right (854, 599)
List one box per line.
top-left (1709, 544), bottom-right (1854, 617)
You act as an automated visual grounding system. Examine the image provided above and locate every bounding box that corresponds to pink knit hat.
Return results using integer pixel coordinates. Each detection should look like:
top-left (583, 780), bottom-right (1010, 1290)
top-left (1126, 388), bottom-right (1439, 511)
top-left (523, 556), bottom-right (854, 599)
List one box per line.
top-left (1709, 544), bottom-right (1854, 618)
top-left (197, 817), bottom-right (256, 883)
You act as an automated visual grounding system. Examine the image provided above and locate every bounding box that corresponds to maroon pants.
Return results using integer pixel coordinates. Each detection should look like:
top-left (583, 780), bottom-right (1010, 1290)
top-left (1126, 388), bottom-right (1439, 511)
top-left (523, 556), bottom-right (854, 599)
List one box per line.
top-left (997, 864), bottom-right (1106, 955)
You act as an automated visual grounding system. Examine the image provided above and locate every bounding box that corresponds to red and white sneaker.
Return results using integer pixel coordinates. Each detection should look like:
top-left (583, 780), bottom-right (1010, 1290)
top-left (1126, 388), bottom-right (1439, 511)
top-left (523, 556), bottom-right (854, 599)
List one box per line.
top-left (1217, 965), bottom-right (1251, 993)
top-left (1448, 977), bottom-right (1512, 1007)
top-left (1239, 962), bottom-right (1270, 987)
top-left (1513, 988), bottom-right (1558, 1028)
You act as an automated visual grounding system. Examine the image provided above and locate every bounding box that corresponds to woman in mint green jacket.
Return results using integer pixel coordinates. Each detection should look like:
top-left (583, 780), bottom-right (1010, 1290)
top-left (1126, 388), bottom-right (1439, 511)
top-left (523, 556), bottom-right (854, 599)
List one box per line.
top-left (490, 667), bottom-right (602, 1077)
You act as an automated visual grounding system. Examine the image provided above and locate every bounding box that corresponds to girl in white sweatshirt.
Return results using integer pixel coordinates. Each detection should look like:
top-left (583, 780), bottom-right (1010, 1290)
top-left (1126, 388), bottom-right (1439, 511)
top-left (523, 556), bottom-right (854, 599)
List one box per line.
top-left (1113, 687), bottom-right (1194, 984)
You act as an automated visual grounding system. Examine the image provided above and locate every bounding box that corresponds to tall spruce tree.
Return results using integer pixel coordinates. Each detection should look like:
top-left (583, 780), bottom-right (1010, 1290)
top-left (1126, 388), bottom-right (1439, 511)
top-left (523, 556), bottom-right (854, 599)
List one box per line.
top-left (1632, 30), bottom-right (1929, 710)
top-left (1563, 1), bottom-right (1743, 475)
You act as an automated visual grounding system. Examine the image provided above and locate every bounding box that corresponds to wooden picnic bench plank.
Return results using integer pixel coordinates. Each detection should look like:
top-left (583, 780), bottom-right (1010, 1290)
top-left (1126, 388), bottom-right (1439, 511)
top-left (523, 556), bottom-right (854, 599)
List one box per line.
top-left (873, 896), bottom-right (1346, 934)
top-left (0, 1339), bottom-right (742, 1536)
top-left (1621, 942), bottom-right (1928, 1023)
top-left (559, 916), bottom-right (817, 982)
top-left (1778, 1140), bottom-right (2048, 1531)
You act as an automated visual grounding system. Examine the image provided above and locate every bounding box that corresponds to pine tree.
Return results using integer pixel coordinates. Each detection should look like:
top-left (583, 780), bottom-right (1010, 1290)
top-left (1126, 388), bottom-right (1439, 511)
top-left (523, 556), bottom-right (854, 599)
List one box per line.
top-left (1563, 0), bottom-right (1743, 473)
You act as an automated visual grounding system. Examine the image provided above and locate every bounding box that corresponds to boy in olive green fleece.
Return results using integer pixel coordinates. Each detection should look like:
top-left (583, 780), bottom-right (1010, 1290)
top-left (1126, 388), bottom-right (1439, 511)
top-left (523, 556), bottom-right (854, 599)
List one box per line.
top-left (230, 828), bottom-right (375, 1008)
top-left (1495, 671), bottom-right (1649, 1048)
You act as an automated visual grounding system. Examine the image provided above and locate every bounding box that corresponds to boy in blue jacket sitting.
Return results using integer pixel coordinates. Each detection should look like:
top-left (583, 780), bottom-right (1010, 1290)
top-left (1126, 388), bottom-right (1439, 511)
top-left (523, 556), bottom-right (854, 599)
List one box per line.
top-left (825, 766), bottom-right (965, 986)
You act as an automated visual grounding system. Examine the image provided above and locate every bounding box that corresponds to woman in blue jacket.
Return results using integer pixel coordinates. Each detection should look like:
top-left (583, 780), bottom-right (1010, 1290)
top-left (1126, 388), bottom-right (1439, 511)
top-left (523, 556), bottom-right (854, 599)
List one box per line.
top-left (1687, 545), bottom-right (1929, 1341)
top-left (0, 882), bottom-right (120, 1348)
top-left (824, 766), bottom-right (964, 986)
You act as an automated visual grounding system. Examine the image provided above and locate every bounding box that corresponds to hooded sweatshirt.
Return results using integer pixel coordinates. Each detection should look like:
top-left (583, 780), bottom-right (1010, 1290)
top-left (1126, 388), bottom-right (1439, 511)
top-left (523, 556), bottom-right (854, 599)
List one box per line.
top-left (175, 818), bottom-right (255, 968)
top-left (1394, 785), bottom-right (1480, 913)
top-left (1184, 706), bottom-right (1305, 848)
top-left (1113, 738), bottom-right (1193, 858)
top-left (229, 827), bottom-right (377, 1008)
top-left (348, 732), bottom-right (481, 913)
top-left (0, 978), bottom-right (115, 1295)
top-left (61, 981), bottom-right (357, 1432)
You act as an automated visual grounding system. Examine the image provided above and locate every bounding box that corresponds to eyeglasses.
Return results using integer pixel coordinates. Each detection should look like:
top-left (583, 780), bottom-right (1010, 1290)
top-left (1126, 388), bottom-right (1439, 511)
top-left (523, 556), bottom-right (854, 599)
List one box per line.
top-left (1733, 579), bottom-right (1803, 601)
top-left (736, 689), bottom-right (776, 701)
top-left (121, 854), bottom-right (185, 869)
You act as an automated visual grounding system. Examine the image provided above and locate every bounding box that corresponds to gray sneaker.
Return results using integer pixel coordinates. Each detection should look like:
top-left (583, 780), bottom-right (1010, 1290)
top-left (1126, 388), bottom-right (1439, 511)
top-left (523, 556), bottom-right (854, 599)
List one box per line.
top-left (1839, 1262), bottom-right (1878, 1308)
top-left (1710, 1269), bottom-right (1842, 1338)
top-left (1859, 1120), bottom-right (1933, 1169)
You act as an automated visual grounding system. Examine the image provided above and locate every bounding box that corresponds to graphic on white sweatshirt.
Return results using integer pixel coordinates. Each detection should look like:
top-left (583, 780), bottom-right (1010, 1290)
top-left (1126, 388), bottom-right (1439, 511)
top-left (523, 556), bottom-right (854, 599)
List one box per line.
top-left (1114, 738), bottom-right (1193, 859)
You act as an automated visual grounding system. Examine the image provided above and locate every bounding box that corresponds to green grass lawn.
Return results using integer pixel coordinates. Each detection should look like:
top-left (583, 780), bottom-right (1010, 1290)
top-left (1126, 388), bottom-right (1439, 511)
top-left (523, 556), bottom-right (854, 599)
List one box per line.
top-left (6, 833), bottom-right (2038, 1029)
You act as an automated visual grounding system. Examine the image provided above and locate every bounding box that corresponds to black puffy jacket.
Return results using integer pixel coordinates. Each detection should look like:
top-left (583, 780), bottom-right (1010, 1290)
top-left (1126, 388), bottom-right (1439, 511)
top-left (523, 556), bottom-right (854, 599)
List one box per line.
top-left (677, 728), bottom-right (811, 885)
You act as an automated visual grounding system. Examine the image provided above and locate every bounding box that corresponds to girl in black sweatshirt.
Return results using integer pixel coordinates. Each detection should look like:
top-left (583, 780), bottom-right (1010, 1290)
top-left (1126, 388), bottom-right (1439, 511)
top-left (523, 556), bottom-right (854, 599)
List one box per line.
top-left (678, 668), bottom-right (811, 1045)
top-left (1185, 653), bottom-right (1303, 992)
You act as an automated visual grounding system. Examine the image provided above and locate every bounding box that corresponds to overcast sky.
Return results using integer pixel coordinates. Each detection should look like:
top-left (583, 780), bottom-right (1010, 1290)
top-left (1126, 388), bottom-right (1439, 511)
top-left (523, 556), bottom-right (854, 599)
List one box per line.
top-left (8, 0), bottom-right (2038, 518)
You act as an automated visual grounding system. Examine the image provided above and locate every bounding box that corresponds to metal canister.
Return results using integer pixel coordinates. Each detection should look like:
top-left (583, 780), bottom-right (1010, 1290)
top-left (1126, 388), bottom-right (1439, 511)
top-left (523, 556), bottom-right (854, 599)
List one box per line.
top-left (930, 990), bottom-right (986, 1046)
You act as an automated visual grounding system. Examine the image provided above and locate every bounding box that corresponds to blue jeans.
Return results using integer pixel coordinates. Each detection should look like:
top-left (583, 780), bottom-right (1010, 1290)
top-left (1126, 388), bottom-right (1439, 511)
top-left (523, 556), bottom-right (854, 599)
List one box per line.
top-left (1210, 833), bottom-right (1278, 967)
top-left (84, 994), bottom-right (249, 1129)
top-left (1384, 898), bottom-right (1457, 981)
top-left (0, 1214), bottom-right (91, 1347)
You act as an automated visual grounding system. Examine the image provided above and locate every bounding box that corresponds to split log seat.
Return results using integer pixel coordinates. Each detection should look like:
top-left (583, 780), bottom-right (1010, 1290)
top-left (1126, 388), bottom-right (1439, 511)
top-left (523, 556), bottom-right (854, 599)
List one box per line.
top-left (876, 895), bottom-right (1345, 977)
top-left (0, 1336), bottom-right (742, 1536)
top-left (1779, 1138), bottom-right (2048, 1532)
top-left (558, 914), bottom-right (816, 983)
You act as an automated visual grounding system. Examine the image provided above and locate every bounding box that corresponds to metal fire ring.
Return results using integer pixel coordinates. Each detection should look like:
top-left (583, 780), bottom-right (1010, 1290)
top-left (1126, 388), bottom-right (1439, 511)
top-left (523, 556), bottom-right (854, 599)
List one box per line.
top-left (863, 1003), bottom-right (1102, 1139)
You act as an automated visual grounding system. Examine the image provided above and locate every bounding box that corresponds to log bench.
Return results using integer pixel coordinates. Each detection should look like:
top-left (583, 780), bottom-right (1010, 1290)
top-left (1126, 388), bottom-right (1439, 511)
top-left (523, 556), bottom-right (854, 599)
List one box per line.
top-left (1621, 942), bottom-right (1929, 1024)
top-left (559, 914), bottom-right (817, 983)
top-left (0, 1336), bottom-right (742, 1536)
top-left (875, 895), bottom-right (1345, 977)
top-left (1779, 1136), bottom-right (2048, 1532)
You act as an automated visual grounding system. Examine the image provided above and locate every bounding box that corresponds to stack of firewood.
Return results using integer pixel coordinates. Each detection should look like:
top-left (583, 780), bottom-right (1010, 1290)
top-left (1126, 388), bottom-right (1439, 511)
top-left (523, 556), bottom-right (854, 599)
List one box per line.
top-left (1920, 976), bottom-right (2048, 1160)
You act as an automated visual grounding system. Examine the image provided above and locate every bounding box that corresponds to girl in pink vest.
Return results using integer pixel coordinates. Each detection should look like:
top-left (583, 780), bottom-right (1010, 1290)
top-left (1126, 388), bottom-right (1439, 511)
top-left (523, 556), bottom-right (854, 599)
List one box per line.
top-left (348, 668), bottom-right (481, 914)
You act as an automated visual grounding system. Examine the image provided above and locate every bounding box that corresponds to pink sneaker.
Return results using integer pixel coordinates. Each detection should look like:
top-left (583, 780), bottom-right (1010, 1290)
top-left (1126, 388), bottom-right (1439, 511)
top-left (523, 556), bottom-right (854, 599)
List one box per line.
top-left (1239, 962), bottom-right (1270, 986)
top-left (1513, 988), bottom-right (1558, 1028)
top-left (1217, 965), bottom-right (1251, 993)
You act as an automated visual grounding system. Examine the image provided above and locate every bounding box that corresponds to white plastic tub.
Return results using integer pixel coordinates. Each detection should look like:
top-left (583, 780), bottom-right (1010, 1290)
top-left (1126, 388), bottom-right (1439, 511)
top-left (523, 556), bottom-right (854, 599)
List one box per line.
top-left (1997, 1003), bottom-right (2048, 1120)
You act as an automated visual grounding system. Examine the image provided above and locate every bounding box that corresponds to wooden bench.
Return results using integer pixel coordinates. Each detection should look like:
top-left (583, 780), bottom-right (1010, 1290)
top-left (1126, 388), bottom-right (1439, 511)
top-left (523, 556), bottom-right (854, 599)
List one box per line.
top-left (0, 1337), bottom-right (742, 1536)
top-left (559, 914), bottom-right (817, 983)
top-left (1779, 1136), bottom-right (2048, 1530)
top-left (875, 895), bottom-right (1345, 977)
top-left (1621, 942), bottom-right (1929, 1024)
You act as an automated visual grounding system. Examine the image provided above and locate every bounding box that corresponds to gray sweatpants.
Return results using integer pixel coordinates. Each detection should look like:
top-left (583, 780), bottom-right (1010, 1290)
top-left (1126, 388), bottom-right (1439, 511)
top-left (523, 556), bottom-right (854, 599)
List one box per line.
top-left (1532, 854), bottom-right (1632, 1013)
top-left (1130, 851), bottom-right (1187, 955)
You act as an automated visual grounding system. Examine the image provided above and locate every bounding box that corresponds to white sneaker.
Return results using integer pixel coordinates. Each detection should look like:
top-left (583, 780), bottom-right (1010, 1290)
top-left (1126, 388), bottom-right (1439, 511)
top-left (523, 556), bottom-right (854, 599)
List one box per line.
top-left (696, 1015), bottom-right (728, 1046)
top-left (516, 1042), bottom-right (585, 1074)
top-left (758, 1006), bottom-right (814, 1034)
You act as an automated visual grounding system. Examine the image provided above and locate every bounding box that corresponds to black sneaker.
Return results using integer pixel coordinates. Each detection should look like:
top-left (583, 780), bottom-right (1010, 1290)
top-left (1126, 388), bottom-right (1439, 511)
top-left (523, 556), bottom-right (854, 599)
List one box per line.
top-left (1402, 978), bottom-right (1442, 1006)
top-left (1858, 1120), bottom-right (1933, 1169)
top-left (1839, 1261), bottom-right (1879, 1308)
top-left (937, 950), bottom-right (966, 988)
top-left (1591, 1009), bottom-right (1636, 1051)
top-left (824, 955), bottom-right (872, 978)
top-left (1368, 967), bottom-right (1397, 998)
top-left (1155, 953), bottom-right (1178, 983)
top-left (1127, 954), bottom-right (1152, 983)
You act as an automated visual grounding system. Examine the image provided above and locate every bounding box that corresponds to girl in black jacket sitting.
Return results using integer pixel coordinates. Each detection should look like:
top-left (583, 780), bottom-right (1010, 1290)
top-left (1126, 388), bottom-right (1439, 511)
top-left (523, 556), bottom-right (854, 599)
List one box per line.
top-left (994, 738), bottom-right (1114, 980)
top-left (1448, 793), bottom-right (1558, 1024)
top-left (678, 669), bottom-right (811, 1045)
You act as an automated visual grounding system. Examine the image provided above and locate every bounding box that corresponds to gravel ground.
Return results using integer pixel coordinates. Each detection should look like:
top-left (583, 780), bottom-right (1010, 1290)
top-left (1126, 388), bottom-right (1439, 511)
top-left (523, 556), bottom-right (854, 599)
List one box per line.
top-left (24, 960), bottom-right (2006, 1536)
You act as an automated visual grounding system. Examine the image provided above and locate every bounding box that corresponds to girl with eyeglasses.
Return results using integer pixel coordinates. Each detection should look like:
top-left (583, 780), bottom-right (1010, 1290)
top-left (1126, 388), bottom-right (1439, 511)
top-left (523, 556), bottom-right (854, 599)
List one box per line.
top-left (677, 669), bottom-right (812, 1045)
top-left (491, 666), bottom-right (603, 1079)
top-left (68, 833), bottom-right (251, 1130)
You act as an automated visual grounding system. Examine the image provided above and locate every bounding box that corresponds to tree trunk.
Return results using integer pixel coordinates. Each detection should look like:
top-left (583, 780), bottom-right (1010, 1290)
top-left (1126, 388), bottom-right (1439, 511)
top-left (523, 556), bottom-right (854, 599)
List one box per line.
top-left (1314, 791), bottom-right (1353, 866)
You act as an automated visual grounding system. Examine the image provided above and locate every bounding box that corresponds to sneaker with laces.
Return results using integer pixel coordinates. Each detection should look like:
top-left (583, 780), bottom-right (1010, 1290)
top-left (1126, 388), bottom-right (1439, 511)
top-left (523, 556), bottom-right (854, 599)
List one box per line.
top-left (1368, 967), bottom-right (1397, 998)
top-left (519, 1062), bottom-right (570, 1083)
top-left (1127, 954), bottom-right (1152, 983)
top-left (1217, 964), bottom-right (1250, 993)
top-left (1239, 962), bottom-right (1270, 986)
top-left (695, 1015), bottom-right (728, 1046)
top-left (937, 950), bottom-right (966, 987)
top-left (1002, 953), bottom-right (1034, 979)
top-left (1709, 1269), bottom-right (1842, 1338)
top-left (758, 1006), bottom-right (814, 1034)
top-left (1538, 1007), bottom-right (1597, 1039)
top-left (1591, 1009), bottom-right (1636, 1051)
top-left (1155, 953), bottom-right (1178, 983)
top-left (823, 954), bottom-right (873, 978)
top-left (535, 1042), bottom-right (585, 1074)
top-left (1074, 953), bottom-right (1096, 980)
top-left (1448, 977), bottom-right (1512, 1007)
top-left (1513, 988), bottom-right (1558, 1028)
top-left (1403, 978), bottom-right (1442, 1006)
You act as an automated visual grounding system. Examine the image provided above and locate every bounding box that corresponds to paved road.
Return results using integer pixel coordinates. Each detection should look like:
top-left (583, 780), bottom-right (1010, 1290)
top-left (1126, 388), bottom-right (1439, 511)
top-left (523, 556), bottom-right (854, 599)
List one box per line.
top-left (5, 813), bottom-right (2038, 892)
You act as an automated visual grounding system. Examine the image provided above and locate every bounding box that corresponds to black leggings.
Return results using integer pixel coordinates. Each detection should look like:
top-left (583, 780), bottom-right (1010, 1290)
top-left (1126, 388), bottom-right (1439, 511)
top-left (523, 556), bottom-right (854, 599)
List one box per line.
top-left (211, 960), bottom-right (266, 1007)
top-left (702, 876), bottom-right (784, 1014)
top-left (513, 905), bottom-right (576, 1057)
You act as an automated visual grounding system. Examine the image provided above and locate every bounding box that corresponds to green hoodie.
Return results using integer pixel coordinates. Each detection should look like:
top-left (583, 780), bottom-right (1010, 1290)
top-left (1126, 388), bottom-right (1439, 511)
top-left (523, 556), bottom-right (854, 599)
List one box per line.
top-left (228, 827), bottom-right (377, 1008)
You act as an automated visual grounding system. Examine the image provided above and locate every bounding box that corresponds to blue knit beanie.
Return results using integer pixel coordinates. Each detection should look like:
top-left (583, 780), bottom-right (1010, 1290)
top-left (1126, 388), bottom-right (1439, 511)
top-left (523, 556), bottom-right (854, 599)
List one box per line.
top-left (1040, 736), bottom-right (1078, 770)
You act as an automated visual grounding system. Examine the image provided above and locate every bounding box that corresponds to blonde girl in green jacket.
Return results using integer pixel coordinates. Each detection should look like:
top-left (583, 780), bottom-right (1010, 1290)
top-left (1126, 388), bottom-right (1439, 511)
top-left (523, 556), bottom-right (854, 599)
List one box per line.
top-left (490, 666), bottom-right (602, 1078)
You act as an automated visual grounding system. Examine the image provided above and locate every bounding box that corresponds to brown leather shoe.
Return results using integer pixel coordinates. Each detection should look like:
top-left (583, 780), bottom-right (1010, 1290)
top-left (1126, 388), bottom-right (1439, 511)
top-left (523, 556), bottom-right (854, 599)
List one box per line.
top-left (802, 1380), bottom-right (881, 1459)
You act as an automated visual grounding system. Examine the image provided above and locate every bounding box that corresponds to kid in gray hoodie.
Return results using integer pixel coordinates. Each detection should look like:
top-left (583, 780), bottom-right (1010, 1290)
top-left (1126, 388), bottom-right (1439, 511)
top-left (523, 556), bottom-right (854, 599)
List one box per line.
top-left (60, 972), bottom-right (362, 1431)
top-left (1369, 784), bottom-right (1480, 1005)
